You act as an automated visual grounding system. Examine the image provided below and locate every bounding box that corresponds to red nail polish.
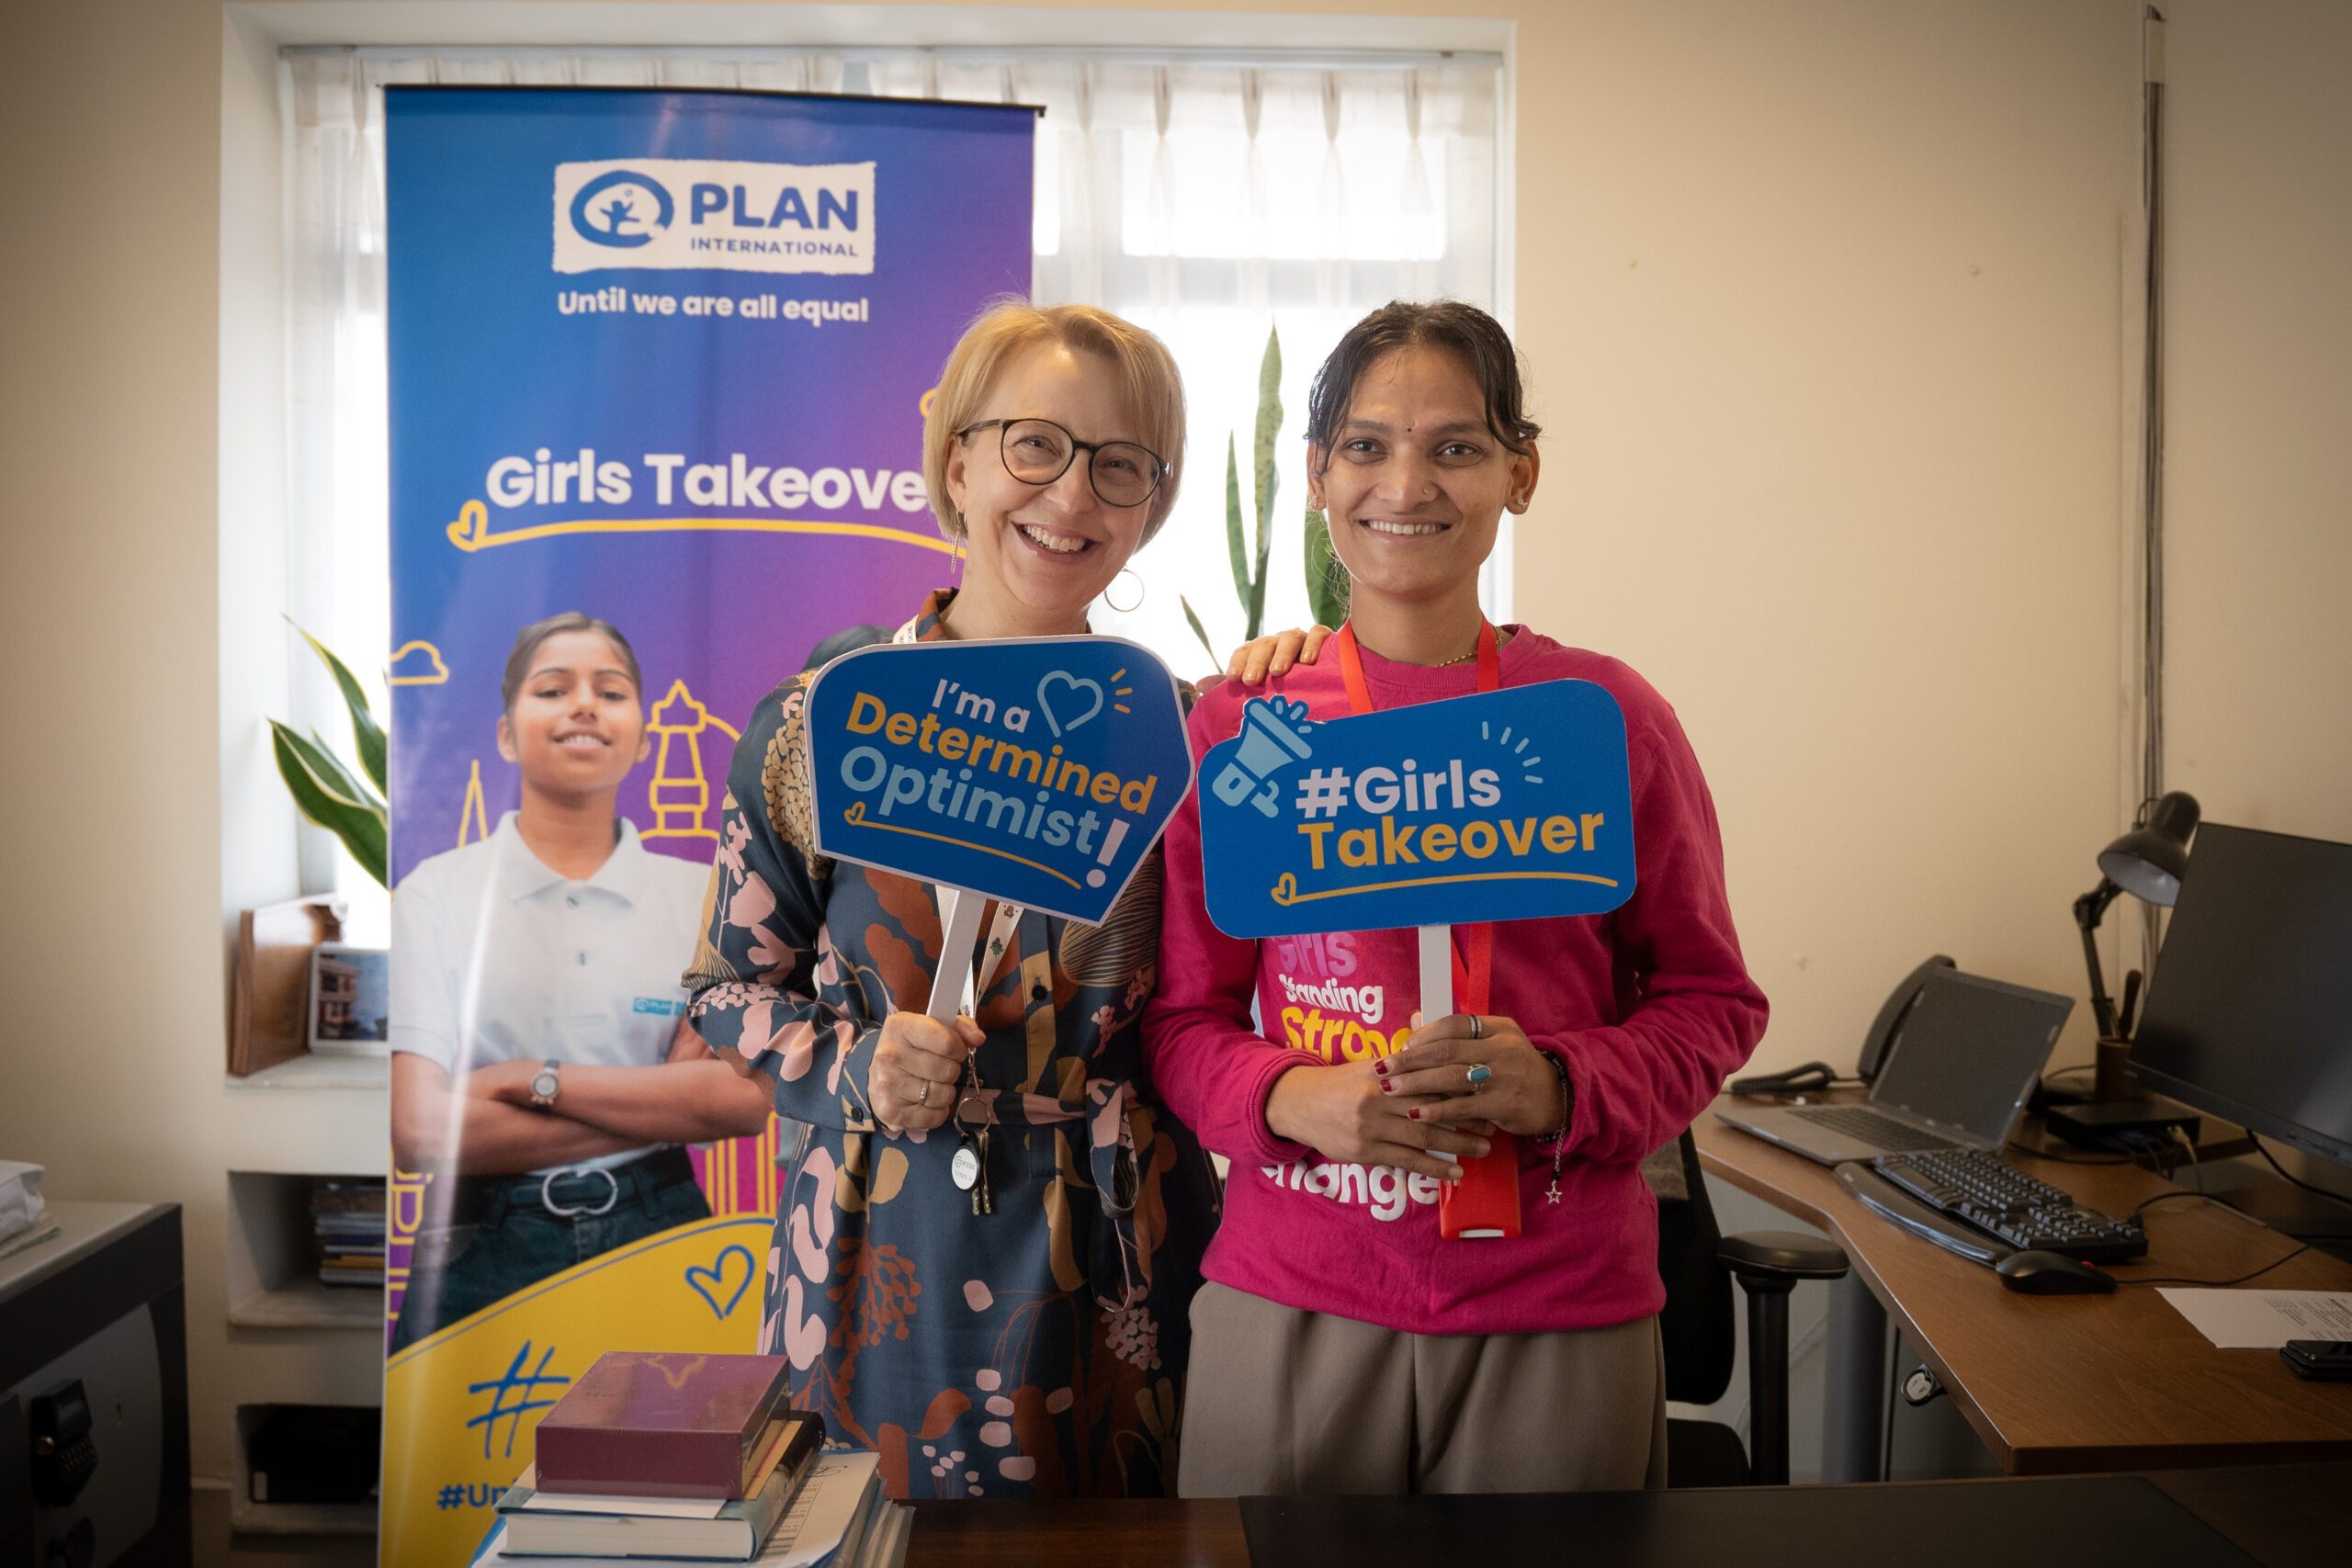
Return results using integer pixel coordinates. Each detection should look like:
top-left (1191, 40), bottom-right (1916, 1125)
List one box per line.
top-left (1373, 1061), bottom-right (1389, 1077)
top-left (1408, 1108), bottom-right (1422, 1120)
top-left (1379, 1080), bottom-right (1395, 1095)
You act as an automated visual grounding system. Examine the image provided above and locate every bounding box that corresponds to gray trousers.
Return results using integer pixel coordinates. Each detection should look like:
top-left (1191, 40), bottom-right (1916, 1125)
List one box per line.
top-left (1178, 1281), bottom-right (1667, 1496)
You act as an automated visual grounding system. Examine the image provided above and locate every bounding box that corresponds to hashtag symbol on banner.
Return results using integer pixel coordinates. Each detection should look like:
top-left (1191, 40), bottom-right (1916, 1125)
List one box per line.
top-left (1295, 767), bottom-right (1351, 819)
top-left (466, 1341), bottom-right (571, 1461)
top-left (436, 1484), bottom-right (467, 1510)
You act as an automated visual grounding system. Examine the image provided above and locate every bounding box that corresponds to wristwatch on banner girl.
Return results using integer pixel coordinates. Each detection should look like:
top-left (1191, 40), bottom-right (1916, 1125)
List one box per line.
top-left (529, 1058), bottom-right (562, 1108)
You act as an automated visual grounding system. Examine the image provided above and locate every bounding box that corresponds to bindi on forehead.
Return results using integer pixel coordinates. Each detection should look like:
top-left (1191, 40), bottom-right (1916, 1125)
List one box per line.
top-left (1340, 414), bottom-right (1486, 438)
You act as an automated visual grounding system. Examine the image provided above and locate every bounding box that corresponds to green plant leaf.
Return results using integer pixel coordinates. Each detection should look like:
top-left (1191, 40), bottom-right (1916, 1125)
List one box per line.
top-left (303, 728), bottom-right (386, 817)
top-left (1179, 594), bottom-right (1219, 670)
top-left (270, 722), bottom-right (389, 886)
top-left (1250, 326), bottom-right (1283, 619)
top-left (1224, 432), bottom-right (1249, 616)
top-left (274, 721), bottom-right (381, 813)
top-left (288, 620), bottom-right (387, 795)
top-left (1305, 507), bottom-right (1350, 631)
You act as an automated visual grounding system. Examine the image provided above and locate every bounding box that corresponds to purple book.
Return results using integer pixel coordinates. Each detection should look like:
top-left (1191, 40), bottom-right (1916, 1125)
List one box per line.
top-left (532, 1352), bottom-right (800, 1500)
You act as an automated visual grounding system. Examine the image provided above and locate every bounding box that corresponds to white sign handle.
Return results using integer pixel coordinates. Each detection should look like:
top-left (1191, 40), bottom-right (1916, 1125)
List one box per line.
top-left (927, 886), bottom-right (987, 1022)
top-left (1419, 924), bottom-right (1459, 1170)
top-left (1418, 924), bottom-right (1453, 1024)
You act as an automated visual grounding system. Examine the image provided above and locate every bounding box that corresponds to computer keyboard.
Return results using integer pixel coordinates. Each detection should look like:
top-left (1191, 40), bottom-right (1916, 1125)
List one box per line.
top-left (1790, 1105), bottom-right (1963, 1154)
top-left (1870, 1148), bottom-right (2147, 1262)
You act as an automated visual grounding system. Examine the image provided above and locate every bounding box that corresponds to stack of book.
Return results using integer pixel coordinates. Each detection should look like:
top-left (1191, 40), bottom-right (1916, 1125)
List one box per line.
top-left (311, 1178), bottom-right (385, 1289)
top-left (475, 1352), bottom-right (909, 1567)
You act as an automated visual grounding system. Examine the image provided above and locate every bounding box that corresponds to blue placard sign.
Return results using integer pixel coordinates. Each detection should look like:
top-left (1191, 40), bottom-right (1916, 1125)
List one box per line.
top-left (1199, 681), bottom-right (1636, 938)
top-left (807, 637), bottom-right (1194, 923)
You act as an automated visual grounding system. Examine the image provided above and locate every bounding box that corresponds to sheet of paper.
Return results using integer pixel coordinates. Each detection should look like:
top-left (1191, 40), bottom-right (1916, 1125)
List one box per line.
top-left (510, 1464), bottom-right (727, 1519)
top-left (756, 1451), bottom-right (881, 1568)
top-left (2156, 1289), bottom-right (2352, 1348)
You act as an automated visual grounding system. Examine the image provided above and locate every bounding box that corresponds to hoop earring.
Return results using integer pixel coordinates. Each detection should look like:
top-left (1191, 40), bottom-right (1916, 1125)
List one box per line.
top-left (1102, 568), bottom-right (1144, 614)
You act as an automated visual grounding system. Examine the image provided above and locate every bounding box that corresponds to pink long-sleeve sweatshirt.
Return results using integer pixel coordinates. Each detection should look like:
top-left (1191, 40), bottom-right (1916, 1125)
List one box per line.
top-left (1144, 627), bottom-right (1768, 1336)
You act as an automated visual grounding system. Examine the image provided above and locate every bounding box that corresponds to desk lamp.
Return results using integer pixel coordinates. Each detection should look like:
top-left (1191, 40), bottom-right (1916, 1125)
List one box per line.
top-left (2074, 791), bottom-right (2199, 1095)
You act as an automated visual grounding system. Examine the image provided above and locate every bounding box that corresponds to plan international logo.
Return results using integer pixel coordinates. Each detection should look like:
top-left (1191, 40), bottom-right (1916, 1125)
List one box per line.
top-left (552, 158), bottom-right (876, 276)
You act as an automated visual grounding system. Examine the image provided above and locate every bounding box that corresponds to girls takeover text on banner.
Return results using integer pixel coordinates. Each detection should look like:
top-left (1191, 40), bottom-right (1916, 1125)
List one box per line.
top-left (380, 87), bottom-right (1032, 1566)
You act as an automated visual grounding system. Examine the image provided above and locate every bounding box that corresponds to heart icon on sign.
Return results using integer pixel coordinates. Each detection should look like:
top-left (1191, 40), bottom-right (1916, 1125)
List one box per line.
top-left (446, 499), bottom-right (490, 552)
top-left (684, 1244), bottom-right (755, 1320)
top-left (1035, 671), bottom-right (1105, 737)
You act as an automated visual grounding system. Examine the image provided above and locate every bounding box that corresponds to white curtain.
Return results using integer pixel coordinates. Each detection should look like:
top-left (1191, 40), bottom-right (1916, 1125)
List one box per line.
top-left (860, 57), bottom-right (1501, 665)
top-left (282, 49), bottom-right (1500, 903)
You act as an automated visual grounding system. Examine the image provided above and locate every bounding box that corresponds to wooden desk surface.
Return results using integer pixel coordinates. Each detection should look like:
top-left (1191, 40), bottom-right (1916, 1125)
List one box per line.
top-left (903, 1464), bottom-right (2352, 1566)
top-left (906, 1497), bottom-right (1246, 1567)
top-left (1695, 1095), bottom-right (2352, 1473)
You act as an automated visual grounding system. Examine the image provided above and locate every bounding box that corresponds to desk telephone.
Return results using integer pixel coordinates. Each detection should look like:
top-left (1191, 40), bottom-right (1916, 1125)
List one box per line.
top-left (1728, 954), bottom-right (1956, 1096)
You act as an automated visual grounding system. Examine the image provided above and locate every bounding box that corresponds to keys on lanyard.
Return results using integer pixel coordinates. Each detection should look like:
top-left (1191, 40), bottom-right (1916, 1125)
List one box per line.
top-left (953, 1115), bottom-right (993, 1216)
top-left (933, 891), bottom-right (1018, 1218)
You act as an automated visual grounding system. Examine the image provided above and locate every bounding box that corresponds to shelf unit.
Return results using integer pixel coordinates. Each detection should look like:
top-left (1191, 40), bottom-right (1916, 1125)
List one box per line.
top-left (225, 1166), bottom-right (385, 1537)
top-left (224, 1052), bottom-right (390, 1092)
top-left (225, 1170), bottom-right (384, 1331)
top-left (230, 1404), bottom-right (379, 1537)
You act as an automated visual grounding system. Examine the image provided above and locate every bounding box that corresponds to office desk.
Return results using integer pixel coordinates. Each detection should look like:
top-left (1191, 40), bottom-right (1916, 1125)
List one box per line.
top-left (1694, 1095), bottom-right (2352, 1479)
top-left (903, 1462), bottom-right (2352, 1566)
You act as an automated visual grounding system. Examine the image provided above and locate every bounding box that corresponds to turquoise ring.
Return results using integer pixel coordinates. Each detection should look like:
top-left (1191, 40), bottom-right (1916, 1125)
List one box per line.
top-left (1465, 1063), bottom-right (1494, 1089)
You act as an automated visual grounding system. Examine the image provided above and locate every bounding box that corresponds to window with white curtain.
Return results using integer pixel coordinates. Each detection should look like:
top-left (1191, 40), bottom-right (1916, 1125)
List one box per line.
top-left (282, 47), bottom-right (1503, 911)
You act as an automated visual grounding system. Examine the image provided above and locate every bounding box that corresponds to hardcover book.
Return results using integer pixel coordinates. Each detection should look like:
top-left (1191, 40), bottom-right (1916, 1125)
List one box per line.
top-left (532, 1352), bottom-right (800, 1499)
top-left (495, 1449), bottom-right (817, 1560)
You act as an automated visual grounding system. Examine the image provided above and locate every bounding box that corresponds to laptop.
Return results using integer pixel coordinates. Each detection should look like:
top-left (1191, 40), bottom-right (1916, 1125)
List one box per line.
top-left (1717, 968), bottom-right (2073, 1166)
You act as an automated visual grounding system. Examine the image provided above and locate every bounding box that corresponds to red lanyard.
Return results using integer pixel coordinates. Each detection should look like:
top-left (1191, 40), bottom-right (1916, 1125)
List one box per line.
top-left (1329, 619), bottom-right (1500, 1017)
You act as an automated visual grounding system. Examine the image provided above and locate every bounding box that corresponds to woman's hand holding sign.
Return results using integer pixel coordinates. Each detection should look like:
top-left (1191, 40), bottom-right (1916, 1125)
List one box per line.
top-left (1377, 1014), bottom-right (1571, 1140)
top-left (1263, 1058), bottom-right (1491, 1180)
top-left (871, 1010), bottom-right (984, 1132)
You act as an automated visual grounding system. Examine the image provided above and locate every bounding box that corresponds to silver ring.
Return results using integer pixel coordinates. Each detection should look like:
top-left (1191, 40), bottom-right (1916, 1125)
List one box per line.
top-left (917, 1080), bottom-right (932, 1107)
top-left (1466, 1063), bottom-right (1493, 1091)
top-left (1468, 1015), bottom-right (1485, 1040)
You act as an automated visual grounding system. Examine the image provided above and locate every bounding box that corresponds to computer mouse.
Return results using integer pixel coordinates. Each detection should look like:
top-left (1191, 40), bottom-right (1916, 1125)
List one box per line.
top-left (1995, 1249), bottom-right (2117, 1295)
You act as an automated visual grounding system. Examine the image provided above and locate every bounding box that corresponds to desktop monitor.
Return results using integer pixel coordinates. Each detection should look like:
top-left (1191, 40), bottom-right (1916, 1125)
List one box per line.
top-left (2128, 822), bottom-right (2352, 1171)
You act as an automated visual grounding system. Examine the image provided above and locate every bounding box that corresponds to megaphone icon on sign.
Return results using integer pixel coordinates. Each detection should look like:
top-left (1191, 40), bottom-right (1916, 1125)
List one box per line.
top-left (1213, 697), bottom-right (1317, 819)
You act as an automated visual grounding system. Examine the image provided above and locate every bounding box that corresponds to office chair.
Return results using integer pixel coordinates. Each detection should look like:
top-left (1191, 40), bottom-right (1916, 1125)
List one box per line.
top-left (1654, 1129), bottom-right (1850, 1486)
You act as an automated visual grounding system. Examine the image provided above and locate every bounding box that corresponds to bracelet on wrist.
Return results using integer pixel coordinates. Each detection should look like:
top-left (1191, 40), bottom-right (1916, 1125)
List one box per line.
top-left (1534, 1051), bottom-right (1573, 1145)
top-left (1536, 1050), bottom-right (1574, 1205)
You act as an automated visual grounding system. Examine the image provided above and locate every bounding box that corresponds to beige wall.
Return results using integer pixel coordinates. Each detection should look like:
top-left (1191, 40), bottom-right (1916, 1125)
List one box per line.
top-left (2156, 0), bottom-right (2352, 1198)
top-left (11, 0), bottom-right (2276, 1483)
top-left (2163, 0), bottom-right (2352, 843)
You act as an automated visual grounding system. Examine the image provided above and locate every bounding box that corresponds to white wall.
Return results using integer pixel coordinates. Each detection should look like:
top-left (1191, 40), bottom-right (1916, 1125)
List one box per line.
top-left (0, 0), bottom-right (2222, 1483)
top-left (1504, 1), bottom-right (2143, 1076)
top-left (2156, 0), bottom-right (2352, 1202)
top-left (2162, 0), bottom-right (2352, 844)
top-left (2, 0), bottom-right (241, 1489)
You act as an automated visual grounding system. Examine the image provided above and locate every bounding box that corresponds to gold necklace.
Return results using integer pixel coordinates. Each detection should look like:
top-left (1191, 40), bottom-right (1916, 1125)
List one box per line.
top-left (1432, 626), bottom-right (1496, 667)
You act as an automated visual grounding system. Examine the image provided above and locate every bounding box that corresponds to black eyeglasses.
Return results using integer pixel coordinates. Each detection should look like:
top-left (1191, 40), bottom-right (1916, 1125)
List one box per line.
top-left (956, 418), bottom-right (1168, 509)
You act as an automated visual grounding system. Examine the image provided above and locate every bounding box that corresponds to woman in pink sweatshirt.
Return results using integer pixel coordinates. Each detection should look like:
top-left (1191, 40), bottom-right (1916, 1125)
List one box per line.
top-left (1145, 300), bottom-right (1768, 1495)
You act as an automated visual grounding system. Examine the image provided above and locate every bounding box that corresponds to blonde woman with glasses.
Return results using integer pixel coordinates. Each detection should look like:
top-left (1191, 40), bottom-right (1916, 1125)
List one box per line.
top-left (684, 301), bottom-right (1320, 1499)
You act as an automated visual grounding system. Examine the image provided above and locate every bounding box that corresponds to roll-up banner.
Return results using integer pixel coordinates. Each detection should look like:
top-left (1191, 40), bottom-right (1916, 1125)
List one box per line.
top-left (379, 86), bottom-right (1033, 1564)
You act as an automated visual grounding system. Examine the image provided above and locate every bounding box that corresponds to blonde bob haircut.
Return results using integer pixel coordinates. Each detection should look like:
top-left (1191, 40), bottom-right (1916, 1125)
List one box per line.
top-left (922, 300), bottom-right (1187, 547)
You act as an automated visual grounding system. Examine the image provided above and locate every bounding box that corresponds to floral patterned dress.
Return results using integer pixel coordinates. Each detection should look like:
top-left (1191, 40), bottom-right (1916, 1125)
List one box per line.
top-left (684, 592), bottom-right (1219, 1500)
